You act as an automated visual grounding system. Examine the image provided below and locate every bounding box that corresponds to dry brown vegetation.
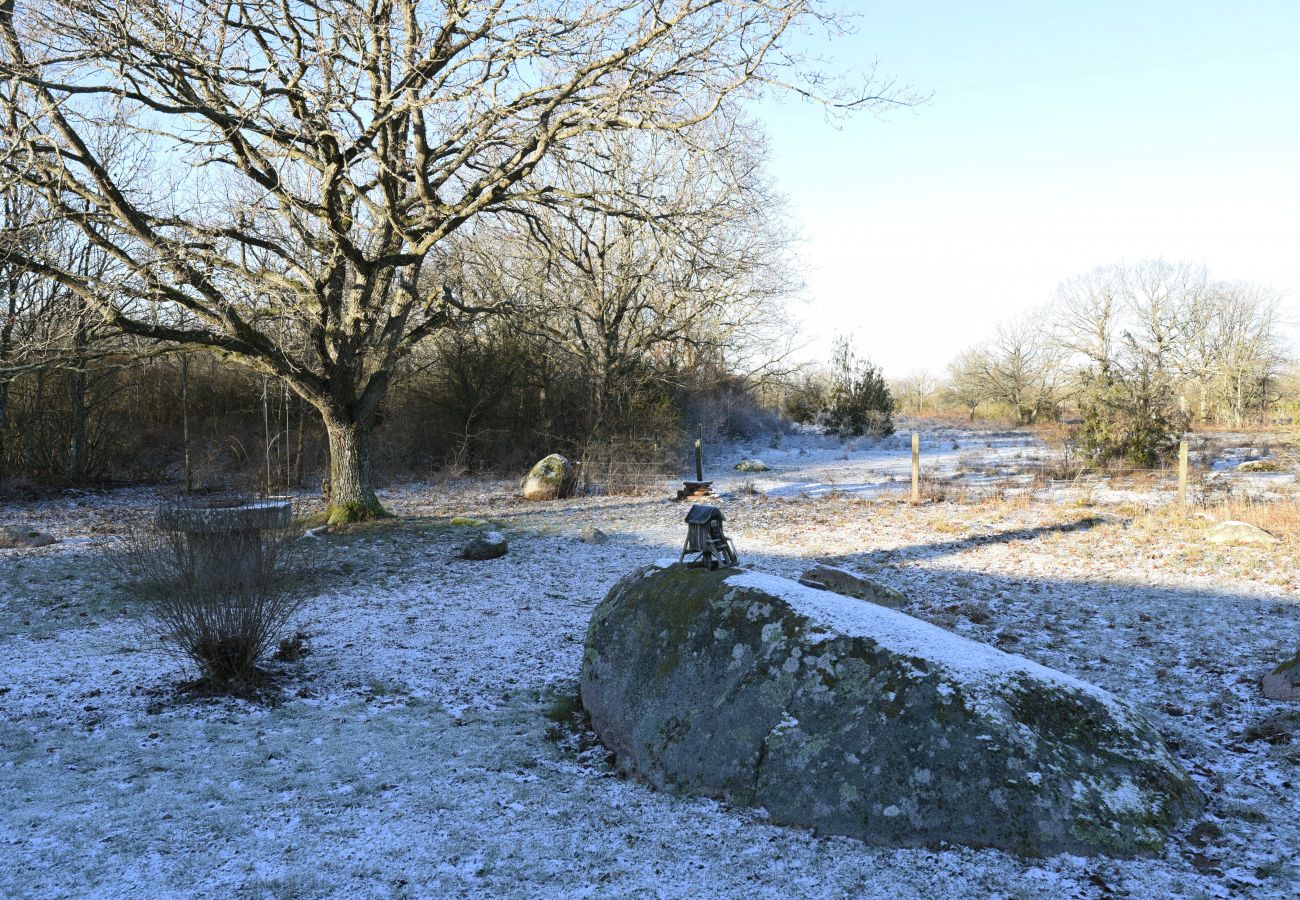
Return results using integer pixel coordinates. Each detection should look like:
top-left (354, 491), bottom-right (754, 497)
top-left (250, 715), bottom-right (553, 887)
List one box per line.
top-left (1198, 495), bottom-right (1300, 543)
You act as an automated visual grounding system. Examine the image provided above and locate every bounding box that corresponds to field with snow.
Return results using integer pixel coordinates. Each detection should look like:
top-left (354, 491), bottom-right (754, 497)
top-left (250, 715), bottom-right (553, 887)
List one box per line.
top-left (2, 424), bottom-right (1298, 898)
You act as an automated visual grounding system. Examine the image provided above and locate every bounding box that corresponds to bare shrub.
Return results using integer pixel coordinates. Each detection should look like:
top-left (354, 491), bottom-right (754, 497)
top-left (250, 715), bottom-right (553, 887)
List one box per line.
top-left (917, 477), bottom-right (953, 504)
top-left (114, 504), bottom-right (307, 693)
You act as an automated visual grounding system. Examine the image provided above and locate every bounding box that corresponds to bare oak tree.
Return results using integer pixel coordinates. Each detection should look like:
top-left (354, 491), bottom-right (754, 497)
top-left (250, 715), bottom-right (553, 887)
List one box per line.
top-left (0, 0), bottom-right (910, 520)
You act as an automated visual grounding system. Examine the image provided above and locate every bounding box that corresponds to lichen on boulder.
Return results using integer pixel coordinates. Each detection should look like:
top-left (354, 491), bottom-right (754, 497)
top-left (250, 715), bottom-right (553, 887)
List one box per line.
top-left (522, 454), bottom-right (578, 502)
top-left (580, 563), bottom-right (1202, 857)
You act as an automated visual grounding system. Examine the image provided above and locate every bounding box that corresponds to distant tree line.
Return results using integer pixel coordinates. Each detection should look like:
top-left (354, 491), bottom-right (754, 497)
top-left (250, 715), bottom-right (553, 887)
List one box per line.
top-left (889, 260), bottom-right (1289, 466)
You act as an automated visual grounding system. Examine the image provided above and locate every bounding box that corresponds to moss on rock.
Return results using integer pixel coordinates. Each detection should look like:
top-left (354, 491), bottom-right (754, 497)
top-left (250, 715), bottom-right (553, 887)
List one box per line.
top-left (522, 454), bottom-right (578, 501)
top-left (580, 563), bottom-right (1202, 857)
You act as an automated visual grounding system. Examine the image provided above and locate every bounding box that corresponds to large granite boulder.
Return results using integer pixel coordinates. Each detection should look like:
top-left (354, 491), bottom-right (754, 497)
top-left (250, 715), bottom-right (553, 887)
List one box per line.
top-left (580, 563), bottom-right (1202, 856)
top-left (522, 454), bottom-right (578, 502)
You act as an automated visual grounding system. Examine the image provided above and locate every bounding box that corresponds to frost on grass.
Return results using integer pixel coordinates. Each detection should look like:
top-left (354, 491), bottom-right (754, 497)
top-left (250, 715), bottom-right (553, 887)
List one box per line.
top-left (1, 427), bottom-right (1299, 896)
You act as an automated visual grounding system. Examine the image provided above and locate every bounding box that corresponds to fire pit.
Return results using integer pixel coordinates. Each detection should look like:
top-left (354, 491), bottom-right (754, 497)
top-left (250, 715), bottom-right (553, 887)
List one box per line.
top-left (156, 497), bottom-right (293, 582)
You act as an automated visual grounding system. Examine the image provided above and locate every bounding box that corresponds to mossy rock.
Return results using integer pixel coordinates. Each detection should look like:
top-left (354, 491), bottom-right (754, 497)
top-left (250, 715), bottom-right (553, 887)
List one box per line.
top-left (0, 526), bottom-right (58, 549)
top-left (580, 563), bottom-right (1202, 856)
top-left (522, 454), bottom-right (578, 502)
top-left (734, 459), bottom-right (771, 473)
top-left (1236, 459), bottom-right (1288, 473)
top-left (1263, 650), bottom-right (1300, 701)
top-left (462, 530), bottom-right (508, 561)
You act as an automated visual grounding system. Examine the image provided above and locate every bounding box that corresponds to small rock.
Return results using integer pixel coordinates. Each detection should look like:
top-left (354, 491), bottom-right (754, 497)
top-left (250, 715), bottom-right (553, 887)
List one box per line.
top-left (1205, 521), bottom-right (1279, 546)
top-left (734, 459), bottom-right (771, 473)
top-left (0, 526), bottom-right (58, 549)
top-left (462, 530), bottom-right (508, 561)
top-left (579, 526), bottom-right (609, 544)
top-left (450, 516), bottom-right (490, 528)
top-left (798, 564), bottom-right (907, 607)
top-left (1263, 651), bottom-right (1300, 701)
top-left (1236, 459), bottom-right (1287, 473)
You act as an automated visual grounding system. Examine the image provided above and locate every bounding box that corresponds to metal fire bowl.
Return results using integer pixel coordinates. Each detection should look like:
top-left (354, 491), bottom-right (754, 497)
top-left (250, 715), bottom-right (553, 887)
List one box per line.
top-left (157, 498), bottom-right (293, 534)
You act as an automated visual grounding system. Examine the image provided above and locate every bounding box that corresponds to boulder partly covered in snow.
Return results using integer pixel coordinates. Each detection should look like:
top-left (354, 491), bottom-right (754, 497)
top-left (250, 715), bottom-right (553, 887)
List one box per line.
top-left (1263, 650), bottom-right (1300, 701)
top-left (580, 563), bottom-right (1201, 857)
top-left (798, 563), bottom-right (907, 608)
top-left (462, 530), bottom-right (508, 561)
top-left (522, 454), bottom-right (578, 502)
top-left (579, 526), bottom-right (609, 544)
top-left (1236, 458), bottom-right (1288, 473)
top-left (734, 459), bottom-right (771, 473)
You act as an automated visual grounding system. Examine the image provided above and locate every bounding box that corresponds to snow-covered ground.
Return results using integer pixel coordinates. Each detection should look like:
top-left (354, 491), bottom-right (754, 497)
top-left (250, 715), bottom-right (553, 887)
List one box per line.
top-left (2, 425), bottom-right (1298, 898)
top-left (712, 422), bottom-right (1298, 505)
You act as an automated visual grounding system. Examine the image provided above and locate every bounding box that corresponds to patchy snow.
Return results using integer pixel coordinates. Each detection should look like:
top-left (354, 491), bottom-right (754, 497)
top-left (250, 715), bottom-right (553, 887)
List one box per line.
top-left (1, 425), bottom-right (1299, 897)
top-left (722, 567), bottom-right (1135, 726)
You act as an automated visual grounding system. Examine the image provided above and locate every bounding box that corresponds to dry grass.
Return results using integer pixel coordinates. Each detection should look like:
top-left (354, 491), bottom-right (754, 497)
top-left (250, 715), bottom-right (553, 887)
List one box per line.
top-left (1198, 495), bottom-right (1300, 542)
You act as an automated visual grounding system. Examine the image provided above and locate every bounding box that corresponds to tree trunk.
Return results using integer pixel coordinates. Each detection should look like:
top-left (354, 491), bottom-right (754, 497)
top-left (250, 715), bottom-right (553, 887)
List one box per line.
top-left (292, 398), bottom-right (305, 487)
top-left (180, 353), bottom-right (192, 492)
top-left (66, 366), bottom-right (88, 483)
top-left (24, 367), bottom-right (45, 477)
top-left (65, 302), bottom-right (90, 483)
top-left (323, 417), bottom-right (386, 524)
top-left (0, 378), bottom-right (9, 483)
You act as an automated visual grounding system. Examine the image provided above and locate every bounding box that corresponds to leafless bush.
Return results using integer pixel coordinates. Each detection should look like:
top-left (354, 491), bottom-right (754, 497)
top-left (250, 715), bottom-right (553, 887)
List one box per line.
top-left (114, 505), bottom-right (306, 693)
top-left (910, 476), bottom-right (973, 504)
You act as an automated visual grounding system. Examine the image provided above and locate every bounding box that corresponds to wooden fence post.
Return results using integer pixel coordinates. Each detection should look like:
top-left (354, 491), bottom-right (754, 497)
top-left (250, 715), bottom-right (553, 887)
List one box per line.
top-left (1177, 440), bottom-right (1189, 510)
top-left (911, 432), bottom-right (920, 503)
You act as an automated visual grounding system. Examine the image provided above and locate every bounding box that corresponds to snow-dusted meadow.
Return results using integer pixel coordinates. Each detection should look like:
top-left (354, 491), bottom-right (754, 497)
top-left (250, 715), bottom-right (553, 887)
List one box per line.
top-left (2, 425), bottom-right (1298, 898)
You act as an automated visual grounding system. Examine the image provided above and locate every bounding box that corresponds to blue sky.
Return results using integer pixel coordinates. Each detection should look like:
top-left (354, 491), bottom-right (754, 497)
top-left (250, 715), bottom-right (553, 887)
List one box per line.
top-left (755, 1), bottom-right (1300, 375)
